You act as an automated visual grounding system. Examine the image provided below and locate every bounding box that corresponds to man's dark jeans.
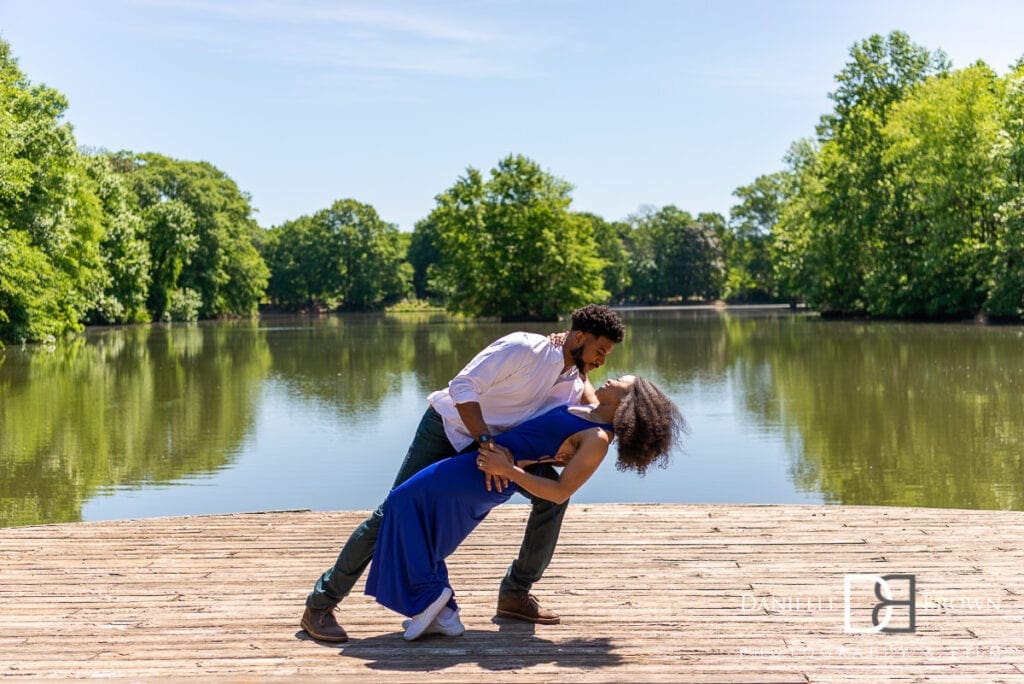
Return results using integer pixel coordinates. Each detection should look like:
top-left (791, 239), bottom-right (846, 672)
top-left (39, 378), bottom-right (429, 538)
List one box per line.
top-left (306, 406), bottom-right (569, 610)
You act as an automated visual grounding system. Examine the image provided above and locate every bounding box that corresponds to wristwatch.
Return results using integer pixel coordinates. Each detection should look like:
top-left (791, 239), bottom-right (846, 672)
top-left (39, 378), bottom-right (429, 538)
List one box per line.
top-left (477, 434), bottom-right (492, 446)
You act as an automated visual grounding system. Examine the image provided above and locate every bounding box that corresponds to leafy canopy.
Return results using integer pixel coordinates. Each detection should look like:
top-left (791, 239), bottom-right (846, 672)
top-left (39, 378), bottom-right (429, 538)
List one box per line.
top-left (429, 154), bottom-right (607, 320)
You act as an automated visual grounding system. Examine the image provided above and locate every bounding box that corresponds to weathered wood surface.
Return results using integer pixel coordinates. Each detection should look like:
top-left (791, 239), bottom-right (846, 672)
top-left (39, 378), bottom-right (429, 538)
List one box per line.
top-left (2, 504), bottom-right (1023, 681)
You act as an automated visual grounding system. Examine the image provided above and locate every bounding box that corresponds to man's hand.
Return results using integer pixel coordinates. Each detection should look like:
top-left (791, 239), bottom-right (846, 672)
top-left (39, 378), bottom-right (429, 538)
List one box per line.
top-left (477, 441), bottom-right (514, 492)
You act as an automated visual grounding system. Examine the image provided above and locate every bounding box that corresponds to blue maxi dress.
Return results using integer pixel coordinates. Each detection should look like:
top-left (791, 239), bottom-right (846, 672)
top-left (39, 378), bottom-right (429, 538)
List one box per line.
top-left (364, 406), bottom-right (612, 617)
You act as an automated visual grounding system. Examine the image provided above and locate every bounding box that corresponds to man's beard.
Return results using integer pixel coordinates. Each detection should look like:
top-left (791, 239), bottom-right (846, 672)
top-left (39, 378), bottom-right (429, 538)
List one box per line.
top-left (570, 344), bottom-right (586, 373)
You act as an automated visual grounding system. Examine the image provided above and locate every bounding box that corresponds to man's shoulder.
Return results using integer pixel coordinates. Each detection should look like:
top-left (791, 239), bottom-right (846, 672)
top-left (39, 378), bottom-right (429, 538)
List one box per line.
top-left (488, 331), bottom-right (554, 354)
top-left (497, 331), bottom-right (548, 345)
top-left (486, 331), bottom-right (563, 369)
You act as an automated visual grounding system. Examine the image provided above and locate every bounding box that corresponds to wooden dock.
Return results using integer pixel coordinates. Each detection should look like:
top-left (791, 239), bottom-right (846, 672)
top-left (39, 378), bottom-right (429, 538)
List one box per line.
top-left (2, 504), bottom-right (1023, 681)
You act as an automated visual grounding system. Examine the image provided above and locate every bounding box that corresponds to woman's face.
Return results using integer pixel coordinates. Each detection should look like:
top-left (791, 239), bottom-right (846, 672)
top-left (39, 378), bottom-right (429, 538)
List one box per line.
top-left (596, 375), bottom-right (636, 404)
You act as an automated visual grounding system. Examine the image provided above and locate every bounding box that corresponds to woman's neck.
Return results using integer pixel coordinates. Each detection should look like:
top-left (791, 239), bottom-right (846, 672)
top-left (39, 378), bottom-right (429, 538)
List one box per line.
top-left (583, 402), bottom-right (616, 424)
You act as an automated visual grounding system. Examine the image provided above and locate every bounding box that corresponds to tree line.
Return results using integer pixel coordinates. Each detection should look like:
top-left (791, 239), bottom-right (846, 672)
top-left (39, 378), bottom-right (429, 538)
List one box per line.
top-left (1, 38), bottom-right (268, 344)
top-left (752, 31), bottom-right (1024, 319)
top-left (3, 31), bottom-right (1023, 344)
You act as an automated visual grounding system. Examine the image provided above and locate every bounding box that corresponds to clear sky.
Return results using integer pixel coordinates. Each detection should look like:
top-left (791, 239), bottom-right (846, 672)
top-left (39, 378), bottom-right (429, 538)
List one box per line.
top-left (2, 0), bottom-right (1023, 231)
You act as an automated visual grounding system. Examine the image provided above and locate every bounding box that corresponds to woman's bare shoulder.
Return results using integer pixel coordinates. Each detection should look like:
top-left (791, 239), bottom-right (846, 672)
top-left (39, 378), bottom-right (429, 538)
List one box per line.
top-left (549, 426), bottom-right (610, 466)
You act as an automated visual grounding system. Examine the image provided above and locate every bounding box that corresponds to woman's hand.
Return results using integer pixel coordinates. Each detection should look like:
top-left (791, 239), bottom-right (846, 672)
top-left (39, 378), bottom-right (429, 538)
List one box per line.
top-left (476, 442), bottom-right (515, 492)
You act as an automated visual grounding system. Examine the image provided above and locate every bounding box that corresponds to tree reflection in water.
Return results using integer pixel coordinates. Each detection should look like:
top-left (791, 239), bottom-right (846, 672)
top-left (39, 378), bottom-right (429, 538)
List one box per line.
top-left (2, 310), bottom-right (1022, 527)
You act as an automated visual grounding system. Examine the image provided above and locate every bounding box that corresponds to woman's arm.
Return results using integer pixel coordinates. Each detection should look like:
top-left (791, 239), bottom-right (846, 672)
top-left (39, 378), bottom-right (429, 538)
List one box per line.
top-left (476, 429), bottom-right (612, 504)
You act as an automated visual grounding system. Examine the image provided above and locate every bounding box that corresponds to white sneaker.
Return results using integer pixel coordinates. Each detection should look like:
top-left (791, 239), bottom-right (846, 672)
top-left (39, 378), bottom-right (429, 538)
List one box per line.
top-left (403, 587), bottom-right (453, 641)
top-left (402, 607), bottom-right (465, 637)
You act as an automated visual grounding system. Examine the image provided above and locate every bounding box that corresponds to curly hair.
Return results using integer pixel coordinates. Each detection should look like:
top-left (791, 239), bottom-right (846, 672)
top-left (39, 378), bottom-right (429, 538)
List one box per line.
top-left (612, 377), bottom-right (685, 476)
top-left (570, 304), bottom-right (625, 343)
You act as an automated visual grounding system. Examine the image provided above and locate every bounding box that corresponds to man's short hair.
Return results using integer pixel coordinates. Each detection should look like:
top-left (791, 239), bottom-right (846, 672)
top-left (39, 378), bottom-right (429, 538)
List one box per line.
top-left (570, 304), bottom-right (625, 343)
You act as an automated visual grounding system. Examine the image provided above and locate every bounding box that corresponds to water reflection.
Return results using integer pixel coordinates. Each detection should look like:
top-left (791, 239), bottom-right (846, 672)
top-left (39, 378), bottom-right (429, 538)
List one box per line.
top-left (1, 310), bottom-right (1023, 527)
top-left (754, 320), bottom-right (1024, 509)
top-left (0, 323), bottom-right (271, 526)
top-left (602, 311), bottom-right (1024, 510)
top-left (263, 314), bottom-right (516, 418)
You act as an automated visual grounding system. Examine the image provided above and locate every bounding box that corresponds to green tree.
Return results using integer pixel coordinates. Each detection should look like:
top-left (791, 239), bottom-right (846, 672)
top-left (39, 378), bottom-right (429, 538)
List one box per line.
top-left (625, 205), bottom-right (724, 303)
top-left (116, 152), bottom-right (268, 318)
top-left (875, 62), bottom-right (1004, 316)
top-left (262, 199), bottom-right (410, 310)
top-left (144, 199), bottom-right (198, 320)
top-left (336, 200), bottom-right (410, 310)
top-left (80, 152), bottom-right (151, 324)
top-left (986, 62), bottom-right (1024, 318)
top-left (727, 172), bottom-right (787, 302)
top-left (429, 154), bottom-right (607, 320)
top-left (697, 212), bottom-right (728, 298)
top-left (775, 31), bottom-right (949, 313)
top-left (407, 216), bottom-right (443, 301)
top-left (774, 139), bottom-right (827, 305)
top-left (0, 39), bottom-right (105, 342)
top-left (261, 216), bottom-right (312, 308)
top-left (577, 212), bottom-right (631, 302)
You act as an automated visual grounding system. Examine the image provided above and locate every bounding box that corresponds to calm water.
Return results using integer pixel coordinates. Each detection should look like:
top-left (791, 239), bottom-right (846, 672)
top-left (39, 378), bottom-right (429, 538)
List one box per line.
top-left (1, 308), bottom-right (1022, 527)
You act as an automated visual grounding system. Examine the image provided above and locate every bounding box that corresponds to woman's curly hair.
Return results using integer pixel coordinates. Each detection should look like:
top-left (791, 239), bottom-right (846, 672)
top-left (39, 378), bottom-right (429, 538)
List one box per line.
top-left (612, 376), bottom-right (686, 476)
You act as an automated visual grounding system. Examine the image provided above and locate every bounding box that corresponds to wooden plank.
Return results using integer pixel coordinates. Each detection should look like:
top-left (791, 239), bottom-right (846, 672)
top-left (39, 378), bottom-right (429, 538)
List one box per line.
top-left (1, 504), bottom-right (1023, 681)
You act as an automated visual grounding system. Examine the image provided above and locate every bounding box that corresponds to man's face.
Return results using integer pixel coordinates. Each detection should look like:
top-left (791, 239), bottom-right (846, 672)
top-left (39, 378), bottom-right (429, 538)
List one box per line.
top-left (569, 333), bottom-right (617, 375)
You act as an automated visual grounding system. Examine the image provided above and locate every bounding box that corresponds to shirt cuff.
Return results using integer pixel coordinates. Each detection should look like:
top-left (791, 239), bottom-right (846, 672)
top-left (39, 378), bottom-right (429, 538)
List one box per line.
top-left (449, 381), bottom-right (481, 405)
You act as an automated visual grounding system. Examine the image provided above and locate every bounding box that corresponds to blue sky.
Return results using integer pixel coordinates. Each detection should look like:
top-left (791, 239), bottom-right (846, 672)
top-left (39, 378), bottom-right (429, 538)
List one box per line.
top-left (2, 0), bottom-right (1023, 231)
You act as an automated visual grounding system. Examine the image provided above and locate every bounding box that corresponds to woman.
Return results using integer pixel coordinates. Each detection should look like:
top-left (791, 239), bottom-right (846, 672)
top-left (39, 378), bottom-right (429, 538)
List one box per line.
top-left (364, 375), bottom-right (684, 640)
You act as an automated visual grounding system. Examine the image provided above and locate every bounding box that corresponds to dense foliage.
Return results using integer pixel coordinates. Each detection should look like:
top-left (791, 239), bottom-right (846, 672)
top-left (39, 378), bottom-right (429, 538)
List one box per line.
top-left (1, 40), bottom-right (104, 342)
top-left (725, 173), bottom-right (788, 302)
top-left (0, 39), bottom-right (271, 342)
top-left (771, 32), bottom-right (1024, 318)
top-left (116, 152), bottom-right (269, 320)
top-left (624, 206), bottom-right (725, 304)
top-left (577, 212), bottom-right (631, 303)
top-left (427, 155), bottom-right (608, 320)
top-left (260, 199), bottom-right (410, 310)
top-left (81, 153), bottom-right (151, 325)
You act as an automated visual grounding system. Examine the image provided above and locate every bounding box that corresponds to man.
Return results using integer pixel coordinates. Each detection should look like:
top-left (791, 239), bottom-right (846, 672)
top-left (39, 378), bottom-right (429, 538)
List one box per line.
top-left (301, 304), bottom-right (625, 642)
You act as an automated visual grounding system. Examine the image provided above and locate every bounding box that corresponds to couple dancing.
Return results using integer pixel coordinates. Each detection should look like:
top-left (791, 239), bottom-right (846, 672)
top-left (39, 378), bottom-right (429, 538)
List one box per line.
top-left (301, 305), bottom-right (684, 641)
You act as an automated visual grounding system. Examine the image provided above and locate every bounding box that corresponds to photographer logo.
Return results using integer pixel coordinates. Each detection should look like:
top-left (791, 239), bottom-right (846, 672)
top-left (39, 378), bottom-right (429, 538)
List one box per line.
top-left (843, 574), bottom-right (916, 633)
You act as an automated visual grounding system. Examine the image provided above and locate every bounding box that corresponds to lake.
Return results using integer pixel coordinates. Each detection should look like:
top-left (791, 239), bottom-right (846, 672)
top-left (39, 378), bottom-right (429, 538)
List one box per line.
top-left (1, 307), bottom-right (1022, 528)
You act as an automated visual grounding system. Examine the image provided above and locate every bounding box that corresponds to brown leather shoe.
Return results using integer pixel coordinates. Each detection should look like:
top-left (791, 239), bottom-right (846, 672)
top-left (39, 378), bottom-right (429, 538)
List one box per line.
top-left (496, 592), bottom-right (560, 625)
top-left (301, 605), bottom-right (349, 642)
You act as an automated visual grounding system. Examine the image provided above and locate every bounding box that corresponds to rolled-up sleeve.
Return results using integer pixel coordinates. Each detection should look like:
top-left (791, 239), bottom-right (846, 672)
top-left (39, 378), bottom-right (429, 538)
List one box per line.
top-left (448, 335), bottom-right (532, 405)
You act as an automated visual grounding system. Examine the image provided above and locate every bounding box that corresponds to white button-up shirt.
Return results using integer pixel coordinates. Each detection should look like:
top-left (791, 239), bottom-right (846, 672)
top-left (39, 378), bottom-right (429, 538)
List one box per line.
top-left (427, 332), bottom-right (585, 450)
